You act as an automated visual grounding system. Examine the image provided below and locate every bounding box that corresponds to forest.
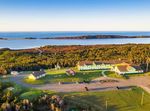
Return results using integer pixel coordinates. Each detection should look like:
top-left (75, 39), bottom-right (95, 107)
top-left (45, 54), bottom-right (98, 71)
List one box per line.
top-left (46, 35), bottom-right (150, 39)
top-left (0, 44), bottom-right (150, 75)
top-left (0, 81), bottom-right (83, 111)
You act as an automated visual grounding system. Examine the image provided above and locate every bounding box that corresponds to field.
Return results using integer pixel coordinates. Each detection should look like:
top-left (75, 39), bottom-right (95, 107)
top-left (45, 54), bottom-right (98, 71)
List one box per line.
top-left (105, 71), bottom-right (147, 79)
top-left (1, 81), bottom-right (150, 111)
top-left (0, 81), bottom-right (45, 101)
top-left (105, 71), bottom-right (123, 78)
top-left (16, 86), bottom-right (150, 111)
top-left (3, 82), bottom-right (150, 111)
top-left (24, 68), bottom-right (148, 85)
top-left (62, 87), bottom-right (150, 111)
top-left (24, 68), bottom-right (103, 84)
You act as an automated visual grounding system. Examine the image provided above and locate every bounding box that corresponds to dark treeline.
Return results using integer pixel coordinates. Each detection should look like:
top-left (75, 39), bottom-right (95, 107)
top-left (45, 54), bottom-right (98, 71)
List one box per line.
top-left (46, 35), bottom-right (150, 39)
top-left (0, 82), bottom-right (75, 111)
top-left (0, 44), bottom-right (150, 74)
top-left (1, 35), bottom-right (150, 40)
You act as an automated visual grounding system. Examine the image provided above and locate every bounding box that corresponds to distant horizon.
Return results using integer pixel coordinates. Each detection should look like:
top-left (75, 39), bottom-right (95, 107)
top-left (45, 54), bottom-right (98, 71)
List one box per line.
top-left (0, 30), bottom-right (150, 33)
top-left (1, 31), bottom-right (150, 39)
top-left (0, 31), bottom-right (150, 49)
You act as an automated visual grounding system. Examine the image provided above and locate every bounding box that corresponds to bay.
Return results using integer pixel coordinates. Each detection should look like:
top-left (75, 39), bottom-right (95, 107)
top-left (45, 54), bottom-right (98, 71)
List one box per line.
top-left (0, 31), bottom-right (150, 49)
top-left (0, 38), bottom-right (150, 49)
top-left (1, 31), bottom-right (150, 38)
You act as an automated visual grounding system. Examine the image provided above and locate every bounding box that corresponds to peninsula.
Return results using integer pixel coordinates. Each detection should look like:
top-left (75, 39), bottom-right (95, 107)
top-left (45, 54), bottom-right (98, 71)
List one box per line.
top-left (42, 35), bottom-right (150, 39)
top-left (0, 35), bottom-right (150, 40)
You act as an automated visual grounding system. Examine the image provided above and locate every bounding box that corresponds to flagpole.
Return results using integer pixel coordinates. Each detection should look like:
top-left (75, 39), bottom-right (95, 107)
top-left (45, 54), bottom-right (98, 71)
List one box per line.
top-left (141, 92), bottom-right (144, 105)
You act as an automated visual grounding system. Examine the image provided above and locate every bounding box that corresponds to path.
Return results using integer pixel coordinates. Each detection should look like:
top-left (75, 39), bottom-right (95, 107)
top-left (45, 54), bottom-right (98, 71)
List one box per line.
top-left (101, 70), bottom-right (107, 77)
top-left (7, 73), bottom-right (150, 93)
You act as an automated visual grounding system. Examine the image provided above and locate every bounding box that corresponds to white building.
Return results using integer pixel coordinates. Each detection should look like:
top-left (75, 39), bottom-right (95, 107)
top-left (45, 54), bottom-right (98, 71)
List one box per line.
top-left (28, 70), bottom-right (46, 80)
top-left (11, 71), bottom-right (19, 75)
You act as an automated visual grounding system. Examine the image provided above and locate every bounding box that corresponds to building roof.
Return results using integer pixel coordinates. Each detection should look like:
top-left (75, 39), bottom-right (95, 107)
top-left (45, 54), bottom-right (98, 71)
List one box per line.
top-left (32, 71), bottom-right (45, 77)
top-left (66, 69), bottom-right (75, 74)
top-left (78, 61), bottom-right (93, 66)
top-left (101, 60), bottom-right (129, 64)
top-left (11, 71), bottom-right (19, 74)
top-left (117, 65), bottom-right (129, 72)
top-left (116, 64), bottom-right (143, 72)
top-left (94, 61), bottom-right (103, 65)
top-left (78, 60), bottom-right (129, 66)
top-left (132, 66), bottom-right (143, 71)
top-left (78, 61), bottom-right (108, 66)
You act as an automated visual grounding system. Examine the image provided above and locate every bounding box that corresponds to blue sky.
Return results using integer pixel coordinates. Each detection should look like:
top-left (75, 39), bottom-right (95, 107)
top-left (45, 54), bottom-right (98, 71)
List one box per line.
top-left (0, 0), bottom-right (150, 31)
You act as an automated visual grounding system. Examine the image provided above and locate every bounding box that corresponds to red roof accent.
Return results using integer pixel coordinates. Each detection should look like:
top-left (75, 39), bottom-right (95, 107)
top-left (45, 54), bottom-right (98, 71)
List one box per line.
top-left (117, 65), bottom-right (128, 72)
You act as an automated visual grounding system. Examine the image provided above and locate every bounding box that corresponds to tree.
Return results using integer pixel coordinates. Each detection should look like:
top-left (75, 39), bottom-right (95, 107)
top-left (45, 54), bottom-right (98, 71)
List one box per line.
top-left (0, 67), bottom-right (7, 75)
top-left (146, 57), bottom-right (150, 72)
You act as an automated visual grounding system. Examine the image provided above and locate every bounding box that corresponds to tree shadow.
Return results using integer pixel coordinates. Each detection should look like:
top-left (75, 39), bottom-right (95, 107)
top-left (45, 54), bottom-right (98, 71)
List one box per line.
top-left (63, 94), bottom-right (118, 111)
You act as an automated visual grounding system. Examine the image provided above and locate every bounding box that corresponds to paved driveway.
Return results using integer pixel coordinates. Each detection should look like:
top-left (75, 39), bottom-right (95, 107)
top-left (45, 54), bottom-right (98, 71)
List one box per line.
top-left (8, 73), bottom-right (150, 93)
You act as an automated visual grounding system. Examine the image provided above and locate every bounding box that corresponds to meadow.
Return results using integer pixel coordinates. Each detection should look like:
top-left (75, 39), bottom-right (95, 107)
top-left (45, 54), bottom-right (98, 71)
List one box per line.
top-left (62, 87), bottom-right (150, 111)
top-left (24, 68), bottom-right (102, 84)
top-left (1, 81), bottom-right (150, 111)
top-left (24, 67), bottom-right (148, 85)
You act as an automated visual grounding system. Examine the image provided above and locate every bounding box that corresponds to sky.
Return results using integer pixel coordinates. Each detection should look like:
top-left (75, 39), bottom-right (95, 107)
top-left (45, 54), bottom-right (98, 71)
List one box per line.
top-left (0, 0), bottom-right (150, 31)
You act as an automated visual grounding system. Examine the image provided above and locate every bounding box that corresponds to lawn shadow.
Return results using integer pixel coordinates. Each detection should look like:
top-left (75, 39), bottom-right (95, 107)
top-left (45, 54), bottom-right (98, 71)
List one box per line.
top-left (40, 71), bottom-right (102, 83)
top-left (63, 94), bottom-right (118, 111)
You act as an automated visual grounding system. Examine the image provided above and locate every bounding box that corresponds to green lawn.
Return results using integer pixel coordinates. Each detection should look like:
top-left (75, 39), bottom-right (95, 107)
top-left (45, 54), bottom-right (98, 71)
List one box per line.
top-left (62, 87), bottom-right (150, 111)
top-left (24, 68), bottom-right (149, 84)
top-left (2, 80), bottom-right (150, 111)
top-left (105, 71), bottom-right (123, 78)
top-left (24, 68), bottom-right (102, 84)
top-left (145, 72), bottom-right (150, 76)
top-left (11, 84), bottom-right (150, 111)
top-left (105, 71), bottom-right (148, 79)
top-left (19, 90), bottom-right (43, 101)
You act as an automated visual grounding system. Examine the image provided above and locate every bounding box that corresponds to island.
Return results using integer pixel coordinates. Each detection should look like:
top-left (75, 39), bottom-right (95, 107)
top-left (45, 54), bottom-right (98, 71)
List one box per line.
top-left (0, 35), bottom-right (150, 40)
top-left (41, 35), bottom-right (150, 39)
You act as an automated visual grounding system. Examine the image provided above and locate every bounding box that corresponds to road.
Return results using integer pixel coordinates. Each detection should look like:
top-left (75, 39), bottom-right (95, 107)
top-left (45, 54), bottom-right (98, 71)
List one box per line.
top-left (7, 73), bottom-right (150, 93)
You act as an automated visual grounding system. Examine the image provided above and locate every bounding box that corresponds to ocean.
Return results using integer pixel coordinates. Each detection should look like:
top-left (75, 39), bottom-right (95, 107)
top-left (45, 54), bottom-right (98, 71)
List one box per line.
top-left (0, 31), bottom-right (150, 38)
top-left (0, 31), bottom-right (150, 49)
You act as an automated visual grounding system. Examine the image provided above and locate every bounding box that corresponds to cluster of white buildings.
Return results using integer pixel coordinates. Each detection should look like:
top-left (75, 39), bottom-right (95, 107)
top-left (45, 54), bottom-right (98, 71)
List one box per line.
top-left (77, 61), bottom-right (143, 75)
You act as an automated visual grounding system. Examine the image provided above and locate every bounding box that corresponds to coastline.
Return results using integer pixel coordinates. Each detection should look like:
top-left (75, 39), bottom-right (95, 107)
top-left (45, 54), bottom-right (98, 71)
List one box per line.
top-left (46, 35), bottom-right (150, 39)
top-left (0, 34), bottom-right (150, 49)
top-left (0, 43), bottom-right (150, 50)
top-left (0, 35), bottom-right (150, 40)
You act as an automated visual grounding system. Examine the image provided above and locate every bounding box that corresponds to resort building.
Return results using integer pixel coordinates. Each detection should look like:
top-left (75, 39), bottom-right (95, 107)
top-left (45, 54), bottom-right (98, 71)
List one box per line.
top-left (113, 63), bottom-right (143, 75)
top-left (28, 70), bottom-right (46, 80)
top-left (77, 61), bottom-right (143, 75)
top-left (77, 61), bottom-right (113, 71)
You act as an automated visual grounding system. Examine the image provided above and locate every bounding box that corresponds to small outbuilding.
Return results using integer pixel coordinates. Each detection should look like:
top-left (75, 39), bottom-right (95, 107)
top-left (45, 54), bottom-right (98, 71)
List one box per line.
top-left (66, 69), bottom-right (76, 76)
top-left (11, 71), bottom-right (19, 76)
top-left (7, 87), bottom-right (15, 91)
top-left (28, 70), bottom-right (46, 80)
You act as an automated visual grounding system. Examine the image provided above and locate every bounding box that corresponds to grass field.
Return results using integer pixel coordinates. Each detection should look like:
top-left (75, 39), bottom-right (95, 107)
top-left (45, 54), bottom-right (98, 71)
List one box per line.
top-left (24, 68), bottom-right (102, 84)
top-left (7, 83), bottom-right (150, 111)
top-left (105, 71), bottom-right (123, 78)
top-left (2, 81), bottom-right (150, 111)
top-left (105, 71), bottom-right (147, 79)
top-left (11, 86), bottom-right (150, 111)
top-left (61, 87), bottom-right (150, 111)
top-left (24, 68), bottom-right (148, 84)
top-left (0, 81), bottom-right (46, 101)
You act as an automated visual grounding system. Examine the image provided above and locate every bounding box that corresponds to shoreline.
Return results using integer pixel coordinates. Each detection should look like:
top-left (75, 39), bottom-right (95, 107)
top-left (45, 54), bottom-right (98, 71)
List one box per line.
top-left (0, 43), bottom-right (150, 50)
top-left (0, 35), bottom-right (150, 40)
